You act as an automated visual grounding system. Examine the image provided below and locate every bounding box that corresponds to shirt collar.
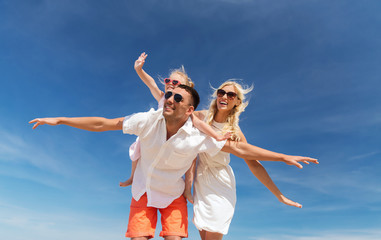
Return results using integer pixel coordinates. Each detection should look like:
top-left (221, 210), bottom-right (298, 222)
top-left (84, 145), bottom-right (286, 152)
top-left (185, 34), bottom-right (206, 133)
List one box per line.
top-left (181, 117), bottom-right (194, 135)
top-left (158, 109), bottom-right (193, 135)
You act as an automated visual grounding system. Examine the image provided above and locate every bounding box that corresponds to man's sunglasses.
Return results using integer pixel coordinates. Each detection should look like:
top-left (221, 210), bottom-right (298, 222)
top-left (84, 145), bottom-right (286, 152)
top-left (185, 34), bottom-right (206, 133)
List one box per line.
top-left (164, 91), bottom-right (183, 103)
top-left (164, 78), bottom-right (180, 86)
top-left (217, 89), bottom-right (237, 100)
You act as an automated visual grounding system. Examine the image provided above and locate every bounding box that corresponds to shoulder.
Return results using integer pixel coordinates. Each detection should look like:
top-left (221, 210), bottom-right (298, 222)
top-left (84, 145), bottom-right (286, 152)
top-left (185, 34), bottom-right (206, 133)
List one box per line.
top-left (124, 108), bottom-right (162, 125)
top-left (236, 127), bottom-right (247, 143)
top-left (123, 108), bottom-right (163, 135)
top-left (194, 110), bottom-right (208, 120)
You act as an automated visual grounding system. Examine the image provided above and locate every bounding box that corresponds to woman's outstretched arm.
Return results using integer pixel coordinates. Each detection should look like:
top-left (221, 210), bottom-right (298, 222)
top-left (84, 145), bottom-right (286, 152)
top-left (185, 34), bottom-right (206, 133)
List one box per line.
top-left (221, 138), bottom-right (318, 169)
top-left (238, 131), bottom-right (302, 208)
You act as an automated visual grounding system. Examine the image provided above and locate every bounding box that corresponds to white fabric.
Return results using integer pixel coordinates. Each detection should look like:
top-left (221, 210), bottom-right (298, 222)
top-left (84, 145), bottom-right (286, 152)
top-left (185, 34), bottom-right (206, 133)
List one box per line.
top-left (123, 108), bottom-right (226, 208)
top-left (193, 121), bottom-right (236, 235)
top-left (129, 95), bottom-right (165, 161)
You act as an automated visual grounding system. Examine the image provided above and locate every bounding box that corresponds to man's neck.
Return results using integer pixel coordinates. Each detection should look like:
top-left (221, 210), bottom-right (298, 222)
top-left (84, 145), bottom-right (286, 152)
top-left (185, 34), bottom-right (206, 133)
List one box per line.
top-left (165, 118), bottom-right (187, 140)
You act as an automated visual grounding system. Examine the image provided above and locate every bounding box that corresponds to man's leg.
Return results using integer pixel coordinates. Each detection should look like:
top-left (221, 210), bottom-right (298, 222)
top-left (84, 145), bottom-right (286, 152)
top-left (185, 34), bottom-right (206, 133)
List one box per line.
top-left (159, 195), bottom-right (188, 239)
top-left (126, 194), bottom-right (157, 239)
top-left (164, 236), bottom-right (182, 240)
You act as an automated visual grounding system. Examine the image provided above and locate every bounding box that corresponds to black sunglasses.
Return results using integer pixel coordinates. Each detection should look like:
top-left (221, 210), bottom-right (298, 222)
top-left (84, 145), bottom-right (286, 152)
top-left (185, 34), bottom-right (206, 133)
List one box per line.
top-left (217, 89), bottom-right (237, 99)
top-left (164, 91), bottom-right (183, 103)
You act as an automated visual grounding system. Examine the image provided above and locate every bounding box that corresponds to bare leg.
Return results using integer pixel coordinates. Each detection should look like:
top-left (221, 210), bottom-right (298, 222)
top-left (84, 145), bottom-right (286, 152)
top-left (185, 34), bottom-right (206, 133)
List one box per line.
top-left (131, 237), bottom-right (149, 240)
top-left (199, 230), bottom-right (206, 240)
top-left (164, 235), bottom-right (182, 240)
top-left (120, 159), bottom-right (138, 187)
top-left (204, 231), bottom-right (223, 240)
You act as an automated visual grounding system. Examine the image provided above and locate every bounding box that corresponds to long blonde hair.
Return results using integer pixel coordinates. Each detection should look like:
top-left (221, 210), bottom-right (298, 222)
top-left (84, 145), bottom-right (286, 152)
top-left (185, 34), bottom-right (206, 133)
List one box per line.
top-left (205, 80), bottom-right (253, 141)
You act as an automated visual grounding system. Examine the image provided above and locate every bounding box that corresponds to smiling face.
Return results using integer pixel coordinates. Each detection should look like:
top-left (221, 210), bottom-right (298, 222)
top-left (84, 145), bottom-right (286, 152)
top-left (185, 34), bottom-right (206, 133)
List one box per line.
top-left (163, 87), bottom-right (194, 122)
top-left (164, 73), bottom-right (188, 92)
top-left (216, 84), bottom-right (241, 113)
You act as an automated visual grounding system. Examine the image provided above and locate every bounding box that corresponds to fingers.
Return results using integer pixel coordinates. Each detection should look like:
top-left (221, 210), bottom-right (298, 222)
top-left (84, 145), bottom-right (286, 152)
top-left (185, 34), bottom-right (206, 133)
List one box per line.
top-left (29, 118), bottom-right (38, 124)
top-left (297, 157), bottom-right (319, 164)
top-left (221, 132), bottom-right (232, 140)
top-left (183, 192), bottom-right (194, 204)
top-left (305, 157), bottom-right (319, 164)
top-left (139, 52), bottom-right (147, 61)
top-left (286, 200), bottom-right (302, 208)
top-left (295, 162), bottom-right (303, 169)
top-left (29, 119), bottom-right (42, 129)
top-left (135, 53), bottom-right (147, 69)
top-left (279, 195), bottom-right (302, 208)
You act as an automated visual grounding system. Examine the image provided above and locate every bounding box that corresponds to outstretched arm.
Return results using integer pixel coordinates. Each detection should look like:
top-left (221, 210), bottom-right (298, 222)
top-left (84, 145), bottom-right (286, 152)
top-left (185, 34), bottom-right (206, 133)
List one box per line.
top-left (134, 52), bottom-right (164, 103)
top-left (239, 131), bottom-right (302, 208)
top-left (221, 140), bottom-right (318, 169)
top-left (29, 117), bottom-right (124, 132)
top-left (191, 111), bottom-right (231, 141)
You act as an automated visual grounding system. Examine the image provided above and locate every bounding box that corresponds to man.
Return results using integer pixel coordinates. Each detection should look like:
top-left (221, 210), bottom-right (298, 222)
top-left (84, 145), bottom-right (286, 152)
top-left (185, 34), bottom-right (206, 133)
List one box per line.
top-left (30, 85), bottom-right (318, 240)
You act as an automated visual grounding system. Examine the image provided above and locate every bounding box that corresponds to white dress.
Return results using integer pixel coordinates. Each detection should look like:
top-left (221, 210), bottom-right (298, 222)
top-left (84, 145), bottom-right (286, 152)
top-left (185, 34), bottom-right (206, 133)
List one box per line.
top-left (193, 121), bottom-right (236, 235)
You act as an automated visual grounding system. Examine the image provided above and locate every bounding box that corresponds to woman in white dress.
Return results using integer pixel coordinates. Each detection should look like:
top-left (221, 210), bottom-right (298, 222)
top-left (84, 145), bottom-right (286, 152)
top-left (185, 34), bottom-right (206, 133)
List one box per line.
top-left (189, 80), bottom-right (303, 240)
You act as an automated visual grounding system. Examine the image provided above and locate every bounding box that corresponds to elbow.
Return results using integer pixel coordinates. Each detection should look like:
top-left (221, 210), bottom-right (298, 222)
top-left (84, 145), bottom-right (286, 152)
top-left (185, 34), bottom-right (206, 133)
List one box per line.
top-left (92, 119), bottom-right (109, 132)
top-left (224, 140), bottom-right (245, 159)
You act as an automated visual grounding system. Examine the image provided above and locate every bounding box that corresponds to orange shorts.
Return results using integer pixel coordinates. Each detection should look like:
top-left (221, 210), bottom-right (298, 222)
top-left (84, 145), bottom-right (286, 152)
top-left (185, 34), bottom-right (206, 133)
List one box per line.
top-left (125, 193), bottom-right (188, 239)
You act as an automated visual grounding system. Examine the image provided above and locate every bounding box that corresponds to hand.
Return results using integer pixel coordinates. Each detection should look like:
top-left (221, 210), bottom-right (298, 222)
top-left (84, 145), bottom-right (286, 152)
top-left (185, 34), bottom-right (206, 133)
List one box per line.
top-left (134, 52), bottom-right (147, 71)
top-left (216, 132), bottom-right (232, 141)
top-left (119, 178), bottom-right (132, 187)
top-left (278, 194), bottom-right (302, 208)
top-left (29, 118), bottom-right (60, 129)
top-left (183, 189), bottom-right (194, 204)
top-left (282, 155), bottom-right (319, 169)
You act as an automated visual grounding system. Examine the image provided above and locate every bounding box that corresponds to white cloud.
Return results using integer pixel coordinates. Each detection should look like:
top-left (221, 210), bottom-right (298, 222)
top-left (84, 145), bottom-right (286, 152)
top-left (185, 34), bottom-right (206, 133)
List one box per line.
top-left (0, 128), bottom-right (72, 177)
top-left (349, 151), bottom-right (380, 161)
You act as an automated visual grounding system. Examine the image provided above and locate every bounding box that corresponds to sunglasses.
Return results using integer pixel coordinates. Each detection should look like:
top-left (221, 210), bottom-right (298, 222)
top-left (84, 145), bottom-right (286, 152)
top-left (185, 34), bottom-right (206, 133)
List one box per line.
top-left (164, 78), bottom-right (180, 86)
top-left (217, 89), bottom-right (237, 100)
top-left (164, 91), bottom-right (184, 103)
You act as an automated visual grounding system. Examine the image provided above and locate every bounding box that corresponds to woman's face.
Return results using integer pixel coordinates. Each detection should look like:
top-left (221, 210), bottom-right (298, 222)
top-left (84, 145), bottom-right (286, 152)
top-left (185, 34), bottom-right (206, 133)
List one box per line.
top-left (165, 73), bottom-right (187, 92)
top-left (216, 84), bottom-right (240, 112)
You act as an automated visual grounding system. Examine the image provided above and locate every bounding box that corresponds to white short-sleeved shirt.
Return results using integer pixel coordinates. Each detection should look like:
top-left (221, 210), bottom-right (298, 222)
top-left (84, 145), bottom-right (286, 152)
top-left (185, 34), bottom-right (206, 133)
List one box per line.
top-left (123, 108), bottom-right (226, 208)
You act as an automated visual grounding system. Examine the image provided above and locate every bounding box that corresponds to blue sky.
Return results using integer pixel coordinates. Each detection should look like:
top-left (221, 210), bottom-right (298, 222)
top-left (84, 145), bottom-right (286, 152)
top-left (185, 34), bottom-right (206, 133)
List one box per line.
top-left (1, 0), bottom-right (380, 239)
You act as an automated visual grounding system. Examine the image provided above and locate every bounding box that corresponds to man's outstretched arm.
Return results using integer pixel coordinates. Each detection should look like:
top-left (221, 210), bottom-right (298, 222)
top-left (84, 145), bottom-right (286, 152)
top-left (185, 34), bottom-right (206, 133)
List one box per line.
top-left (221, 140), bottom-right (318, 169)
top-left (29, 117), bottom-right (124, 132)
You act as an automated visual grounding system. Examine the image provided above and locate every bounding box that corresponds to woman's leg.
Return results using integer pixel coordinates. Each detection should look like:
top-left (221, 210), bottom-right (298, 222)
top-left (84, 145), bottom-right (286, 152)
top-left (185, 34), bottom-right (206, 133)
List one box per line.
top-left (204, 231), bottom-right (223, 240)
top-left (199, 230), bottom-right (206, 240)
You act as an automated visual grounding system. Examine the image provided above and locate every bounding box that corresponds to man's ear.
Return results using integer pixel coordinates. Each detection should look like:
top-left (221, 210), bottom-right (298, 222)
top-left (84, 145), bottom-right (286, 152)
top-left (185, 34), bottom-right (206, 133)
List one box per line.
top-left (186, 105), bottom-right (195, 115)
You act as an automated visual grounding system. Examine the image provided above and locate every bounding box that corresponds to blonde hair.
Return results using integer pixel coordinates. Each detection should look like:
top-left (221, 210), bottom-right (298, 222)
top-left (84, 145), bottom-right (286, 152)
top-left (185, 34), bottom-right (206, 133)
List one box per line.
top-left (205, 80), bottom-right (253, 141)
top-left (168, 65), bottom-right (194, 87)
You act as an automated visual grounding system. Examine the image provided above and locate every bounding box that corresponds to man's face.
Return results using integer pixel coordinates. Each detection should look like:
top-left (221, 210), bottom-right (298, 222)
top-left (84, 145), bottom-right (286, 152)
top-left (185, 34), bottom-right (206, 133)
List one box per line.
top-left (163, 87), bottom-right (194, 121)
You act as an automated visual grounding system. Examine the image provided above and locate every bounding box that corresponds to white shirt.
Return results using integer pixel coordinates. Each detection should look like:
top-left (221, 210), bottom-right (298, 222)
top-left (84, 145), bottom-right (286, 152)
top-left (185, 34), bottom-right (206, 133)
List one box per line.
top-left (123, 108), bottom-right (226, 208)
